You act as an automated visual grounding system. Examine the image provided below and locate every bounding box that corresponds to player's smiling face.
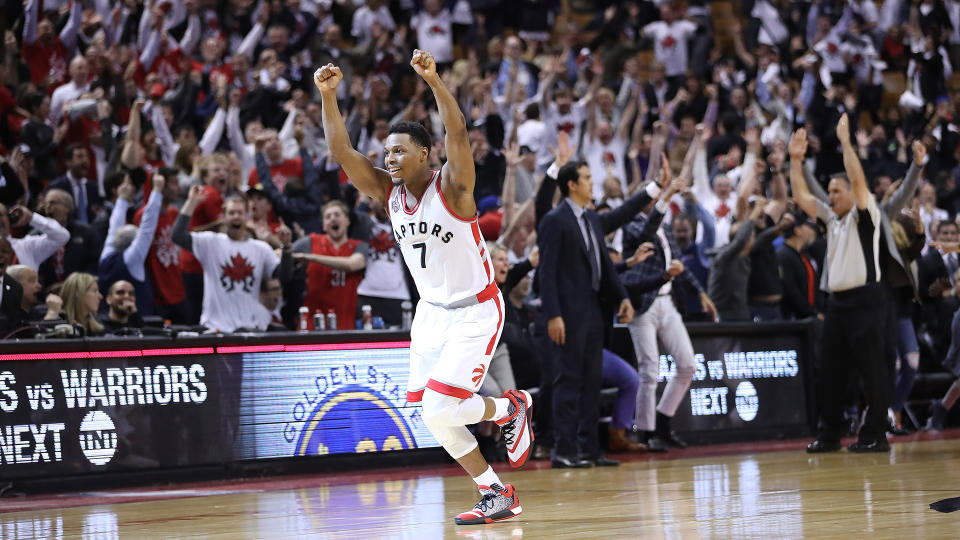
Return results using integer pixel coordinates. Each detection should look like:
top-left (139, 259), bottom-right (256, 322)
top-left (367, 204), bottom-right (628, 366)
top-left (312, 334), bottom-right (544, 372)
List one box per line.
top-left (383, 134), bottom-right (427, 183)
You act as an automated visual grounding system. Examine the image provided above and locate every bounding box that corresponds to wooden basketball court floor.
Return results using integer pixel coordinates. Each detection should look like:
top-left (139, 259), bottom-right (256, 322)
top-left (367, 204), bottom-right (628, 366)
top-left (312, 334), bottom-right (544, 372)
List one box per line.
top-left (4, 431), bottom-right (960, 539)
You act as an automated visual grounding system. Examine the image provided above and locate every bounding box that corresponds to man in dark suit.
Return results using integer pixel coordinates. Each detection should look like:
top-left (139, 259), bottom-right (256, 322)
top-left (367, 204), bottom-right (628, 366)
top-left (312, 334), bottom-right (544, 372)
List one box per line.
top-left (919, 220), bottom-right (960, 357)
top-left (38, 188), bottom-right (103, 293)
top-left (0, 237), bottom-right (26, 338)
top-left (48, 144), bottom-right (102, 224)
top-left (537, 160), bottom-right (636, 468)
top-left (641, 62), bottom-right (677, 128)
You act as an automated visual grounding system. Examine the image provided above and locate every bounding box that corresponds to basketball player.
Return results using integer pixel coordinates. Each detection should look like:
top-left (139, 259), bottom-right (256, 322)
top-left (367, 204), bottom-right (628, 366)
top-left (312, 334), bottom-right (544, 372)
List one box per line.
top-left (315, 50), bottom-right (533, 525)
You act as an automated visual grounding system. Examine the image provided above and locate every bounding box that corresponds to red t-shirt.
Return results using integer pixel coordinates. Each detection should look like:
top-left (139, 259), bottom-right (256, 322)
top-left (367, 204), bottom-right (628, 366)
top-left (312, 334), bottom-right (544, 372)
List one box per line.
top-left (181, 185), bottom-right (223, 274)
top-left (22, 39), bottom-right (68, 88)
top-left (303, 234), bottom-right (365, 330)
top-left (247, 157), bottom-right (302, 193)
top-left (134, 48), bottom-right (185, 90)
top-left (134, 204), bottom-right (186, 306)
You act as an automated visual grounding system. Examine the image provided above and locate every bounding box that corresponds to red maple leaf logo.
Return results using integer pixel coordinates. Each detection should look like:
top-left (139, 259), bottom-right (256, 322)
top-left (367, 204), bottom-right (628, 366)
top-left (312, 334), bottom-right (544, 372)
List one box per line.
top-left (370, 230), bottom-right (396, 253)
top-left (852, 53), bottom-right (863, 65)
top-left (603, 151), bottom-right (616, 164)
top-left (558, 122), bottom-right (575, 133)
top-left (220, 253), bottom-right (256, 292)
top-left (716, 202), bottom-right (731, 218)
top-left (471, 365), bottom-right (486, 385)
top-left (661, 35), bottom-right (677, 48)
top-left (827, 42), bottom-right (838, 55)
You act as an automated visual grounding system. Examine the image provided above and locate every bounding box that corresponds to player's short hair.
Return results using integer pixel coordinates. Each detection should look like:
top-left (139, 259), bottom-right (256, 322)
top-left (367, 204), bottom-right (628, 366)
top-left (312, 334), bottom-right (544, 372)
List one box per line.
top-left (556, 160), bottom-right (588, 198)
top-left (388, 121), bottom-right (432, 155)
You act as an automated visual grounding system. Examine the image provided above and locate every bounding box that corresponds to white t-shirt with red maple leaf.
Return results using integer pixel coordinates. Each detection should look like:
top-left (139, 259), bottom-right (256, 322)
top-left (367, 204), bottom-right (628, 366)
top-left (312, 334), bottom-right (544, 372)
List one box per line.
top-left (642, 20), bottom-right (698, 77)
top-left (190, 232), bottom-right (280, 332)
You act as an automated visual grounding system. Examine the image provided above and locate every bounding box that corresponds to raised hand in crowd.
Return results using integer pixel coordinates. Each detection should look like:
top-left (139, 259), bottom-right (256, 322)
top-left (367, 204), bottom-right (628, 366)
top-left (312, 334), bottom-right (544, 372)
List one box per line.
top-left (626, 242), bottom-right (655, 268)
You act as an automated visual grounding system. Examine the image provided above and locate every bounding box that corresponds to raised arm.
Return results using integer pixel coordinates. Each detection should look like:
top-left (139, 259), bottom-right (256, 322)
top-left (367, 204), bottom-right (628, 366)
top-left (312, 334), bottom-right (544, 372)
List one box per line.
top-left (502, 143), bottom-right (520, 230)
top-left (125, 183), bottom-right (164, 273)
top-left (23, 0), bottom-right (38, 45)
top-left (886, 141), bottom-right (926, 214)
top-left (59, 0), bottom-right (82, 52)
top-left (314, 63), bottom-right (392, 204)
top-left (411, 50), bottom-right (476, 216)
top-left (788, 129), bottom-right (818, 217)
top-left (836, 113), bottom-right (871, 210)
top-left (120, 100), bottom-right (145, 169)
top-left (803, 161), bottom-right (829, 203)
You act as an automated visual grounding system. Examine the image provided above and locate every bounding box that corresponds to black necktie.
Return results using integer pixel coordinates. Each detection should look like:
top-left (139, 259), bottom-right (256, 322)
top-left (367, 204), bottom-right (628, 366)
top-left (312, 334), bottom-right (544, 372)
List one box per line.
top-left (583, 214), bottom-right (601, 291)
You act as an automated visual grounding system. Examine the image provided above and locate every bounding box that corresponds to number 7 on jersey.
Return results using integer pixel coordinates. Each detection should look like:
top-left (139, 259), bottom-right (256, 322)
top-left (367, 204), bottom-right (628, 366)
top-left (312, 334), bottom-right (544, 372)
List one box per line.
top-left (413, 242), bottom-right (426, 268)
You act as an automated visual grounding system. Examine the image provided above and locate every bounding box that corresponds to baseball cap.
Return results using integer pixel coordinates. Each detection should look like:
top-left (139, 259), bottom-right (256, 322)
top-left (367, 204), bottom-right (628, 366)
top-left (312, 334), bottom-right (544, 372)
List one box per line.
top-left (478, 195), bottom-right (502, 215)
top-left (246, 184), bottom-right (267, 197)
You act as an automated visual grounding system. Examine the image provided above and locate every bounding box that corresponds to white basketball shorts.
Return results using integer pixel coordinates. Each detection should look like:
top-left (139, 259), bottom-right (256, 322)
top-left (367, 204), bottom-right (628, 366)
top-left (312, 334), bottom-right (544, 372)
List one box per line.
top-left (405, 287), bottom-right (504, 403)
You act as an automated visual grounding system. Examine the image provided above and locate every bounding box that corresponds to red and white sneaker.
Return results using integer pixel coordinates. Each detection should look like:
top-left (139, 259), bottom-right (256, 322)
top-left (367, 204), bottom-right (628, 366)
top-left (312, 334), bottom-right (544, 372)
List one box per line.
top-left (495, 389), bottom-right (534, 468)
top-left (454, 483), bottom-right (522, 525)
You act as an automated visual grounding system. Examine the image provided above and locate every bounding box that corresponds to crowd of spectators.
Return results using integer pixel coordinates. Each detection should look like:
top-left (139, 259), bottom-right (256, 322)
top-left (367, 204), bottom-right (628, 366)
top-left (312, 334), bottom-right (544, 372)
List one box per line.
top-left (2, 0), bottom-right (960, 453)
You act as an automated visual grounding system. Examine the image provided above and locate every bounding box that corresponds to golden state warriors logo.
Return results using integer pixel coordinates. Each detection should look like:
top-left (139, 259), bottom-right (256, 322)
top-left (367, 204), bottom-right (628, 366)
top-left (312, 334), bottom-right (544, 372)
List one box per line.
top-left (295, 384), bottom-right (418, 456)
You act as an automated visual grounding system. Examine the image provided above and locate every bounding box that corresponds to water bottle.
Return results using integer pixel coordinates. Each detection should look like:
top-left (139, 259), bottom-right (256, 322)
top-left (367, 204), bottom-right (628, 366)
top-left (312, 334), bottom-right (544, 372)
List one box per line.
top-left (401, 301), bottom-right (413, 329)
top-left (326, 309), bottom-right (338, 331)
top-left (298, 307), bottom-right (309, 332)
top-left (313, 309), bottom-right (326, 331)
top-left (362, 305), bottom-right (374, 330)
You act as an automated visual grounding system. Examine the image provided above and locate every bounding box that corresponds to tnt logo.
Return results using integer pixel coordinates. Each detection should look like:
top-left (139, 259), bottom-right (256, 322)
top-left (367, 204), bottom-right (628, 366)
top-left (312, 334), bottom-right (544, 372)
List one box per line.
top-left (735, 382), bottom-right (759, 422)
top-left (78, 411), bottom-right (118, 466)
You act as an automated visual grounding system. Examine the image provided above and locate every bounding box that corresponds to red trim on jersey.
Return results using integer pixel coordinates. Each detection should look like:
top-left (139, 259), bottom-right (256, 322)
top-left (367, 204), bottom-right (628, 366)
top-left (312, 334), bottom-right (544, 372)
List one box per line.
top-left (401, 170), bottom-right (437, 215)
top-left (407, 389), bottom-right (425, 402)
top-left (426, 379), bottom-right (474, 399)
top-left (435, 172), bottom-right (478, 222)
top-left (476, 282), bottom-right (500, 303)
top-left (471, 221), bottom-right (492, 282)
top-left (485, 295), bottom-right (504, 355)
top-left (386, 184), bottom-right (396, 217)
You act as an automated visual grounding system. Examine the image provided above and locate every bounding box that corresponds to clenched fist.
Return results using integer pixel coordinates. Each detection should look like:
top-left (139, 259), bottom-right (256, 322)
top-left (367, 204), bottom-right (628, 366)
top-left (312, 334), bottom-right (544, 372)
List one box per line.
top-left (314, 63), bottom-right (343, 93)
top-left (410, 49), bottom-right (437, 80)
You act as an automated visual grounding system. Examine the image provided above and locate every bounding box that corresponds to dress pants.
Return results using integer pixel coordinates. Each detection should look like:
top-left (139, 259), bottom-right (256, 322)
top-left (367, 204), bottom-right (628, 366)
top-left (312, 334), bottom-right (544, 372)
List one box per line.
top-left (551, 297), bottom-right (604, 459)
top-left (628, 295), bottom-right (697, 431)
top-left (818, 283), bottom-right (889, 442)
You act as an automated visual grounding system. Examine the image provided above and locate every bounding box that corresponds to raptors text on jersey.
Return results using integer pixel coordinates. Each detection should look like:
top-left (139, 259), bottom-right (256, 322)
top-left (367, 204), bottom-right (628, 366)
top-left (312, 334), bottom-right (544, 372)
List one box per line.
top-left (388, 170), bottom-right (495, 305)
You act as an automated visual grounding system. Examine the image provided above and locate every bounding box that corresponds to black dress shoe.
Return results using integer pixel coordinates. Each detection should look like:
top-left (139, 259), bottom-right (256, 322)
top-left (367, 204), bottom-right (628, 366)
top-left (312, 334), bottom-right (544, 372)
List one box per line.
top-left (644, 436), bottom-right (670, 453)
top-left (805, 438), bottom-right (842, 453)
top-left (551, 455), bottom-right (593, 468)
top-left (658, 430), bottom-right (688, 448)
top-left (586, 455), bottom-right (620, 467)
top-left (848, 439), bottom-right (890, 453)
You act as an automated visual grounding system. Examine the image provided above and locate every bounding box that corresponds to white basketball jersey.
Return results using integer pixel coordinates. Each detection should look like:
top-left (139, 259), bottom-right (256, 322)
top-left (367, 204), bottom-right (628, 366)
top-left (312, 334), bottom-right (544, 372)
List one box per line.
top-left (388, 170), bottom-right (494, 305)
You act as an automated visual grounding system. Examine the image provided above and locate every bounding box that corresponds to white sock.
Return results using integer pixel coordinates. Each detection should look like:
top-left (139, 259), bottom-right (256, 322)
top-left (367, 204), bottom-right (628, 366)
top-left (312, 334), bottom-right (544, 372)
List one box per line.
top-left (473, 465), bottom-right (502, 489)
top-left (492, 397), bottom-right (511, 421)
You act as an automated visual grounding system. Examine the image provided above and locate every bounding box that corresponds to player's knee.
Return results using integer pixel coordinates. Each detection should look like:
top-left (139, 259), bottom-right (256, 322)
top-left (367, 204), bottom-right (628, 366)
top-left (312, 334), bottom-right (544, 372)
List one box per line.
top-left (420, 389), bottom-right (461, 426)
